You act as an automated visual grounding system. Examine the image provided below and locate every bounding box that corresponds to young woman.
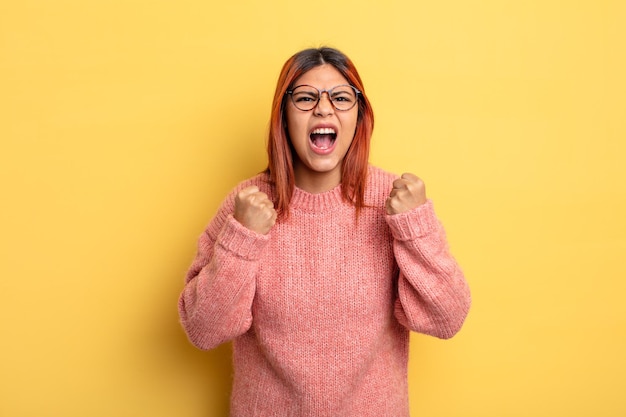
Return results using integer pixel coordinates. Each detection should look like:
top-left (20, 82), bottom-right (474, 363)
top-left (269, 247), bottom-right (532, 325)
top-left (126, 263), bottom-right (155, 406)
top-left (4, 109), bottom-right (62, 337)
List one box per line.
top-left (179, 47), bottom-right (471, 416)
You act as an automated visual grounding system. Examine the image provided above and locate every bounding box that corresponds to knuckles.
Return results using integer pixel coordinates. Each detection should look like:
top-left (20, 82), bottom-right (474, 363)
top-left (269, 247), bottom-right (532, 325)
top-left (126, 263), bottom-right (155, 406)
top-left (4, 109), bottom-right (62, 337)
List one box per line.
top-left (233, 186), bottom-right (277, 234)
top-left (386, 173), bottom-right (427, 214)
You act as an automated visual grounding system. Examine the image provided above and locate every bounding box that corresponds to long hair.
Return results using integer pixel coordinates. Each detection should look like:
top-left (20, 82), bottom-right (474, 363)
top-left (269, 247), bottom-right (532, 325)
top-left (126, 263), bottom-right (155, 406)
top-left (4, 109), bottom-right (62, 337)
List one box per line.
top-left (266, 47), bottom-right (375, 218)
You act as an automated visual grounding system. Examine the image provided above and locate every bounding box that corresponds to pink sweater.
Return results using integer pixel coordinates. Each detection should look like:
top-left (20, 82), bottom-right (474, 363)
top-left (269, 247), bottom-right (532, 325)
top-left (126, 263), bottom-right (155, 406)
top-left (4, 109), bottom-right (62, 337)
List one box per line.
top-left (179, 165), bottom-right (471, 416)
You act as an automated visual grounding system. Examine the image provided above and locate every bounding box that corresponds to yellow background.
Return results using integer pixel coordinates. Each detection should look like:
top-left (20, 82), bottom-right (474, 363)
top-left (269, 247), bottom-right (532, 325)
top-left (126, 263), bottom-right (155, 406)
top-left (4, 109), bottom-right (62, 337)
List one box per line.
top-left (1, 1), bottom-right (625, 416)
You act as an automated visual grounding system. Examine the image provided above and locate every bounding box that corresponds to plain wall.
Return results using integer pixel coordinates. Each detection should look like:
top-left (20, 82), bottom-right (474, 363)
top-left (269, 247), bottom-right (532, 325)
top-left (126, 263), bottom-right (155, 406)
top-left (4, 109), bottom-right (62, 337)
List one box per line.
top-left (1, 1), bottom-right (625, 416)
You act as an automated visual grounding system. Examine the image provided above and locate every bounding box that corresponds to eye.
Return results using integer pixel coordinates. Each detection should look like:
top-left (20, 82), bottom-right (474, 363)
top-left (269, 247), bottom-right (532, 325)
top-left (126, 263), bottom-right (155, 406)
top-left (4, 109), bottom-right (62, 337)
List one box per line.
top-left (333, 94), bottom-right (352, 103)
top-left (294, 93), bottom-right (317, 103)
top-left (332, 93), bottom-right (354, 103)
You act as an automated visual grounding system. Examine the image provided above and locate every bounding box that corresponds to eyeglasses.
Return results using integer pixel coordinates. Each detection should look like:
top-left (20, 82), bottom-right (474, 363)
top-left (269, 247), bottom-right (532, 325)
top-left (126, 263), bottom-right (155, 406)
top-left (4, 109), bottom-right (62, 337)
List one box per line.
top-left (286, 84), bottom-right (361, 112)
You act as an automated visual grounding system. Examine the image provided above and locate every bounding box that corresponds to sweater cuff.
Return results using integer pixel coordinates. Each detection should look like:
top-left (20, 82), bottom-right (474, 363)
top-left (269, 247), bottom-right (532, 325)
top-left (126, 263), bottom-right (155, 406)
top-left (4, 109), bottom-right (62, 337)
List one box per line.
top-left (216, 215), bottom-right (270, 260)
top-left (385, 199), bottom-right (439, 241)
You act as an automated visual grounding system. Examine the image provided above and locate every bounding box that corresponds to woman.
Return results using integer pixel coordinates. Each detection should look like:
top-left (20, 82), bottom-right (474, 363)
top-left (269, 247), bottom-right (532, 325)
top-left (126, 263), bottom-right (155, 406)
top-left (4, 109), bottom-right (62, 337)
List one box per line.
top-left (179, 47), bottom-right (471, 416)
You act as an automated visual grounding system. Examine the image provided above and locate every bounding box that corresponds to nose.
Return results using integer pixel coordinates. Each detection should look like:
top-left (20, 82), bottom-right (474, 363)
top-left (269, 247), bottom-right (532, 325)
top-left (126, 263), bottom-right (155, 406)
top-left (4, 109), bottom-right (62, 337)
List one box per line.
top-left (313, 92), bottom-right (334, 116)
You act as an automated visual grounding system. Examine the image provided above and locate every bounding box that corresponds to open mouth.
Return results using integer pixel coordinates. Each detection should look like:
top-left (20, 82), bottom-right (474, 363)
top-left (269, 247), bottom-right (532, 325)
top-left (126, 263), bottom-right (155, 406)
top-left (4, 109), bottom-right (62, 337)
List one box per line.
top-left (310, 127), bottom-right (337, 150)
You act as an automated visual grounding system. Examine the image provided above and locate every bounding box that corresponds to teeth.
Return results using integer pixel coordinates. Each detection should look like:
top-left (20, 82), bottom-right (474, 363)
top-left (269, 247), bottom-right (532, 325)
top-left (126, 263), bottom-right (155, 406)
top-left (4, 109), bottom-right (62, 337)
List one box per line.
top-left (311, 127), bottom-right (336, 135)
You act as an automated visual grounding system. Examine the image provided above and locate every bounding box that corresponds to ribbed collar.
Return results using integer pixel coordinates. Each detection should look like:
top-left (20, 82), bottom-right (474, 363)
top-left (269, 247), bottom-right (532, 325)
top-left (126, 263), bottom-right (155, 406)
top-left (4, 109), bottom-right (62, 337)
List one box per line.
top-left (289, 184), bottom-right (347, 213)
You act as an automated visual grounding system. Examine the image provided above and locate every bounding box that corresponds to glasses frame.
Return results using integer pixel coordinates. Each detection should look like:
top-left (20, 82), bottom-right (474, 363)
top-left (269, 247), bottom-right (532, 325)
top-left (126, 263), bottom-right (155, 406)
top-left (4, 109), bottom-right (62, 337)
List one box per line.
top-left (286, 84), bottom-right (361, 112)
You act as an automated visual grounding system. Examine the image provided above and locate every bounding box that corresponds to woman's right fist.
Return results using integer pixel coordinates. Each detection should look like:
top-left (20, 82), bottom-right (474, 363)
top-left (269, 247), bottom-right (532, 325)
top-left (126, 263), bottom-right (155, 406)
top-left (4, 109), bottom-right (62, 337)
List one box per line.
top-left (233, 186), bottom-right (277, 235)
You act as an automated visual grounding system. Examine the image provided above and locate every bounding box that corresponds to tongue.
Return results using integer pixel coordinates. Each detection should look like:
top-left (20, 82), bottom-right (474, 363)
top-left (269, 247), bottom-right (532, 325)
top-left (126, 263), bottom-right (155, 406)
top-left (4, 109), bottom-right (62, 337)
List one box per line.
top-left (311, 134), bottom-right (334, 149)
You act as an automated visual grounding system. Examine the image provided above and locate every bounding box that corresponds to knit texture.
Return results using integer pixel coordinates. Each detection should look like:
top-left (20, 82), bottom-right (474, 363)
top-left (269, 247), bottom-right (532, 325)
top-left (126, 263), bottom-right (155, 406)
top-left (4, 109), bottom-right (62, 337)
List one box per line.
top-left (179, 165), bottom-right (471, 417)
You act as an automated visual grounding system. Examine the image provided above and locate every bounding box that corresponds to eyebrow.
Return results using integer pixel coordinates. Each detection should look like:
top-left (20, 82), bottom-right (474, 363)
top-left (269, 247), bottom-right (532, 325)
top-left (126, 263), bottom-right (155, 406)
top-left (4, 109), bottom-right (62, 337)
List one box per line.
top-left (293, 84), bottom-right (350, 91)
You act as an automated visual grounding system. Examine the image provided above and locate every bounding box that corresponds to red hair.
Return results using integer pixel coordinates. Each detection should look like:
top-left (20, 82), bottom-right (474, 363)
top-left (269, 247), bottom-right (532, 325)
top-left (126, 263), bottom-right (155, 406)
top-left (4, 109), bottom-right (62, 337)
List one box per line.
top-left (266, 47), bottom-right (375, 218)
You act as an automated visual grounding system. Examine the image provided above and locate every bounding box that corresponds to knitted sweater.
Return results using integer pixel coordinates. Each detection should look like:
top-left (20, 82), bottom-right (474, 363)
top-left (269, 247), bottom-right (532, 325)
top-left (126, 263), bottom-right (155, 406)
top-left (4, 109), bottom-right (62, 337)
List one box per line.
top-left (179, 165), bottom-right (471, 417)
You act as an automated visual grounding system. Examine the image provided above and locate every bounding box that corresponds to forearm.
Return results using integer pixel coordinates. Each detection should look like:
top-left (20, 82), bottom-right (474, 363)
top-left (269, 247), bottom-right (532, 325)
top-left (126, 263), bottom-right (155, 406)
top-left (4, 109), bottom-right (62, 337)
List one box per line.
top-left (386, 200), bottom-right (471, 338)
top-left (179, 215), bottom-right (269, 349)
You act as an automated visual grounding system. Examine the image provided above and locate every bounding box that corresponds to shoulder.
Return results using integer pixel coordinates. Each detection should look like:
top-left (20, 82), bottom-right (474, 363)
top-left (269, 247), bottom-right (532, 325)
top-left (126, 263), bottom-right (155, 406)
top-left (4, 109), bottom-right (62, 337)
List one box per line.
top-left (364, 165), bottom-right (397, 206)
top-left (367, 165), bottom-right (398, 183)
top-left (234, 171), bottom-right (273, 195)
top-left (223, 171), bottom-right (274, 207)
top-left (212, 171), bottom-right (273, 220)
top-left (203, 171), bottom-right (272, 238)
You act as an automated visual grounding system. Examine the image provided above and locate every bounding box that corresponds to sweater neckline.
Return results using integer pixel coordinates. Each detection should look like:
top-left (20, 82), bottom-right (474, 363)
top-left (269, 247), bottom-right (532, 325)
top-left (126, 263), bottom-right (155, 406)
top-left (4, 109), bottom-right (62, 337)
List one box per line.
top-left (289, 184), bottom-right (346, 212)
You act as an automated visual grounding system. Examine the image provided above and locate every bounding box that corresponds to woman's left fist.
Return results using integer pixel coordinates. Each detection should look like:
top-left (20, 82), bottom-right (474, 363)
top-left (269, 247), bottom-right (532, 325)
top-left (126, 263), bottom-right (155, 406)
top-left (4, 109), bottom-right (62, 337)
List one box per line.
top-left (385, 173), bottom-right (427, 215)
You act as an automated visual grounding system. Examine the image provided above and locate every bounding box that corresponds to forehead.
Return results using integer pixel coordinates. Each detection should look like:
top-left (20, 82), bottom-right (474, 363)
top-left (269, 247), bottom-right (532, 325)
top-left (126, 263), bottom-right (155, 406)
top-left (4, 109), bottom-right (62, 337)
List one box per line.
top-left (294, 64), bottom-right (349, 88)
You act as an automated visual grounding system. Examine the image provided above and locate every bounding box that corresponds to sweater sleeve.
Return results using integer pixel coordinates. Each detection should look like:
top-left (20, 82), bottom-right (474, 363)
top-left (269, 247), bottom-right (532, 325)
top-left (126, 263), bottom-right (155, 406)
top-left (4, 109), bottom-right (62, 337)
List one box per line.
top-left (178, 198), bottom-right (270, 350)
top-left (385, 200), bottom-right (471, 339)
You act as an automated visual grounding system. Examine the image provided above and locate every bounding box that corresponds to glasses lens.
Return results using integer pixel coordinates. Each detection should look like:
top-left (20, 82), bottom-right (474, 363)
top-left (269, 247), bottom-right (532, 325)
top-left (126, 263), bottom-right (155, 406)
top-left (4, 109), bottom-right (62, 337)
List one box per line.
top-left (329, 85), bottom-right (358, 111)
top-left (291, 86), bottom-right (319, 111)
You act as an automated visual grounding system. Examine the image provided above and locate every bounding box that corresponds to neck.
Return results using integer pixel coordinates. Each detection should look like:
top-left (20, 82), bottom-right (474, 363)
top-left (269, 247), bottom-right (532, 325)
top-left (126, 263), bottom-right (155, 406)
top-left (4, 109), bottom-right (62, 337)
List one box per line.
top-left (294, 166), bottom-right (342, 194)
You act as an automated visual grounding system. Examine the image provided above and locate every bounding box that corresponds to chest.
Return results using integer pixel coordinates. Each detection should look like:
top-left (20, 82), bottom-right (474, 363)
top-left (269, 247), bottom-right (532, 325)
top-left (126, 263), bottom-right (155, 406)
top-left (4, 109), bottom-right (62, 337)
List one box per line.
top-left (253, 211), bottom-right (397, 325)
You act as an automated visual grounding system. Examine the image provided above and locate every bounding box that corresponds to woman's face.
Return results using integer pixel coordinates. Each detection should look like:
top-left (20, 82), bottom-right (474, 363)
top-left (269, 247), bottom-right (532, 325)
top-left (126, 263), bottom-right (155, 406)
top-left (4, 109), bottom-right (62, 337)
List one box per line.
top-left (286, 64), bottom-right (359, 192)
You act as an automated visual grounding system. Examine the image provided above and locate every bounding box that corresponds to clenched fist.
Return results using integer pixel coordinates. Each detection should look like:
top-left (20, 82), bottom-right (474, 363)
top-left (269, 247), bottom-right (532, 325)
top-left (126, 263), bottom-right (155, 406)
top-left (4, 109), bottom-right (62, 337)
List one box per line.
top-left (233, 186), bottom-right (277, 235)
top-left (385, 173), bottom-right (427, 215)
